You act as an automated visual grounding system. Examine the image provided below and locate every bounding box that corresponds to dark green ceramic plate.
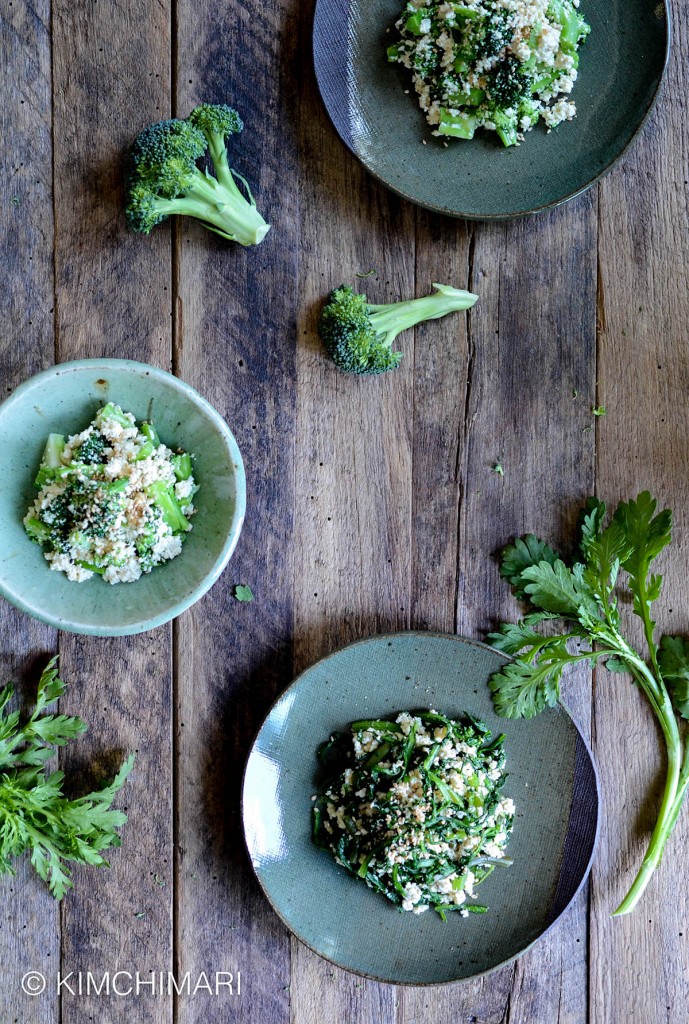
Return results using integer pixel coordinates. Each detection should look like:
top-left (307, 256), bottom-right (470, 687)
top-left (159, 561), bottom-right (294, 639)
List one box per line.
top-left (313, 0), bottom-right (670, 219)
top-left (242, 632), bottom-right (599, 985)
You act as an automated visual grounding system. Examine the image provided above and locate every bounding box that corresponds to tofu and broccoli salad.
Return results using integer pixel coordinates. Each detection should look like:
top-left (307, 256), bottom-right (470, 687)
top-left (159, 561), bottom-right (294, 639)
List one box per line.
top-left (24, 404), bottom-right (197, 584)
top-left (312, 709), bottom-right (515, 918)
top-left (387, 0), bottom-right (590, 147)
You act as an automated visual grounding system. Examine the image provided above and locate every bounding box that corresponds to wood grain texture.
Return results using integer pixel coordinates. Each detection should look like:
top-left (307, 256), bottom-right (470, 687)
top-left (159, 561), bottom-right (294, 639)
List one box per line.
top-left (591, 1), bottom-right (689, 1019)
top-left (0, 0), bottom-right (59, 1017)
top-left (172, 0), bottom-right (299, 1020)
top-left (291, 10), bottom-right (416, 1020)
top-left (402, 198), bottom-right (597, 1023)
top-left (1, 0), bottom-right (689, 1018)
top-left (50, 0), bottom-right (173, 1019)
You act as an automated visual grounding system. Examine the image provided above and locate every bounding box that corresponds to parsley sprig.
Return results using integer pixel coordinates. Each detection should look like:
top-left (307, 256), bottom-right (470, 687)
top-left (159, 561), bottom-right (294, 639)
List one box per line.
top-left (0, 658), bottom-right (134, 899)
top-left (487, 491), bottom-right (689, 915)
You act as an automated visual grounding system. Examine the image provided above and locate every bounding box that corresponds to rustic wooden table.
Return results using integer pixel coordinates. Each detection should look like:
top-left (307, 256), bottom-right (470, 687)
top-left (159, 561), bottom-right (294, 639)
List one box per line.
top-left (2, 0), bottom-right (688, 1020)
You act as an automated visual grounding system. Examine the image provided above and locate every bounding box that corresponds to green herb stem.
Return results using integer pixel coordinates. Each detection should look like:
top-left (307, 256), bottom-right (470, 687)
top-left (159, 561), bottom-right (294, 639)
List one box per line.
top-left (613, 734), bottom-right (681, 916)
top-left (489, 492), bottom-right (686, 915)
top-left (603, 641), bottom-right (685, 914)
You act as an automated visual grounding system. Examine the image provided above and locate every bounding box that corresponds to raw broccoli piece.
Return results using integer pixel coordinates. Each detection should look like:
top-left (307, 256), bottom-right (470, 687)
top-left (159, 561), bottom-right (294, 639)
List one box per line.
top-left (125, 104), bottom-right (269, 247)
top-left (548, 0), bottom-right (590, 53)
top-left (318, 283), bottom-right (478, 375)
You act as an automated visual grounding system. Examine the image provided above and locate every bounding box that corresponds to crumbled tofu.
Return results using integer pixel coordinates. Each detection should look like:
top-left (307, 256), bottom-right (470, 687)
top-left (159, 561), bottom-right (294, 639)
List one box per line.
top-left (389, 0), bottom-right (589, 145)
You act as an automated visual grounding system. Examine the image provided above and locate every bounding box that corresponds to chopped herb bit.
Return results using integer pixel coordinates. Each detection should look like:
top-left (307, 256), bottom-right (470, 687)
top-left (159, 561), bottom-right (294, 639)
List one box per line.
top-left (233, 584), bottom-right (254, 602)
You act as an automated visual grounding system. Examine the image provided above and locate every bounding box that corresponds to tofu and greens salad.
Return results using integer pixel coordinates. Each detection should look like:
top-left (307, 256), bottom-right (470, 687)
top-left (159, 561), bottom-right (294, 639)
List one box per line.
top-left (387, 0), bottom-right (590, 147)
top-left (312, 709), bottom-right (515, 918)
top-left (24, 403), bottom-right (197, 584)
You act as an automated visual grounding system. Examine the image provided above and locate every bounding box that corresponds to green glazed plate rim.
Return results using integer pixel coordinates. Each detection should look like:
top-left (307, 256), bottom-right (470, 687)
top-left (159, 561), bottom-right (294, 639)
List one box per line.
top-left (313, 0), bottom-right (671, 219)
top-left (242, 631), bottom-right (601, 985)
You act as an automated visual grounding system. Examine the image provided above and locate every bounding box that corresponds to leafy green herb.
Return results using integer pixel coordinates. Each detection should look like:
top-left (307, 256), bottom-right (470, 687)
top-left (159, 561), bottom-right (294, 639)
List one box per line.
top-left (592, 405), bottom-right (606, 417)
top-left (233, 584), bottom-right (254, 602)
top-left (493, 462), bottom-right (504, 477)
top-left (0, 658), bottom-right (134, 899)
top-left (487, 492), bottom-right (689, 915)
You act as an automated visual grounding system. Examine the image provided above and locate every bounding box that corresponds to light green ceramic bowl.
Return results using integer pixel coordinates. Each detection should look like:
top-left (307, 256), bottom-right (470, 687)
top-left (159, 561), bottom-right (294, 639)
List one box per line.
top-left (0, 359), bottom-right (246, 635)
top-left (243, 633), bottom-right (599, 985)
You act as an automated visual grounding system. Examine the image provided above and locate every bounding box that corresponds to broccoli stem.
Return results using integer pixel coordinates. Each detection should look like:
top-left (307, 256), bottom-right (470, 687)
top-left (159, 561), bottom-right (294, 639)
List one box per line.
top-left (204, 133), bottom-right (236, 193)
top-left (146, 481), bottom-right (190, 533)
top-left (171, 453), bottom-right (193, 481)
top-left (367, 284), bottom-right (478, 346)
top-left (141, 422), bottom-right (159, 446)
top-left (99, 403), bottom-right (132, 428)
top-left (154, 170), bottom-right (269, 246)
top-left (41, 434), bottom-right (66, 469)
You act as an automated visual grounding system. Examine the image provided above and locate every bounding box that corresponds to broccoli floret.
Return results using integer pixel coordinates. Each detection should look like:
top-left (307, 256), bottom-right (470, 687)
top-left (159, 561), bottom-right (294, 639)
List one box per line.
top-left (318, 283), bottom-right (478, 375)
top-left (40, 492), bottom-right (72, 533)
top-left (77, 431), bottom-right (106, 465)
top-left (125, 105), bottom-right (270, 247)
top-left (135, 511), bottom-right (164, 571)
top-left (486, 56), bottom-right (530, 110)
top-left (473, 9), bottom-right (513, 61)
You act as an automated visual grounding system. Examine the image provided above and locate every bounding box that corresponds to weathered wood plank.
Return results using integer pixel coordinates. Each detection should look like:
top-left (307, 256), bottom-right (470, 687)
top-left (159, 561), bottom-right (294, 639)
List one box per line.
top-left (290, 15), bottom-right (416, 1018)
top-left (592, 1), bottom-right (689, 1016)
top-left (172, 0), bottom-right (300, 1020)
top-left (51, 0), bottom-right (173, 1019)
top-left (0, 0), bottom-right (58, 1017)
top-left (403, 197), bottom-right (597, 1023)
